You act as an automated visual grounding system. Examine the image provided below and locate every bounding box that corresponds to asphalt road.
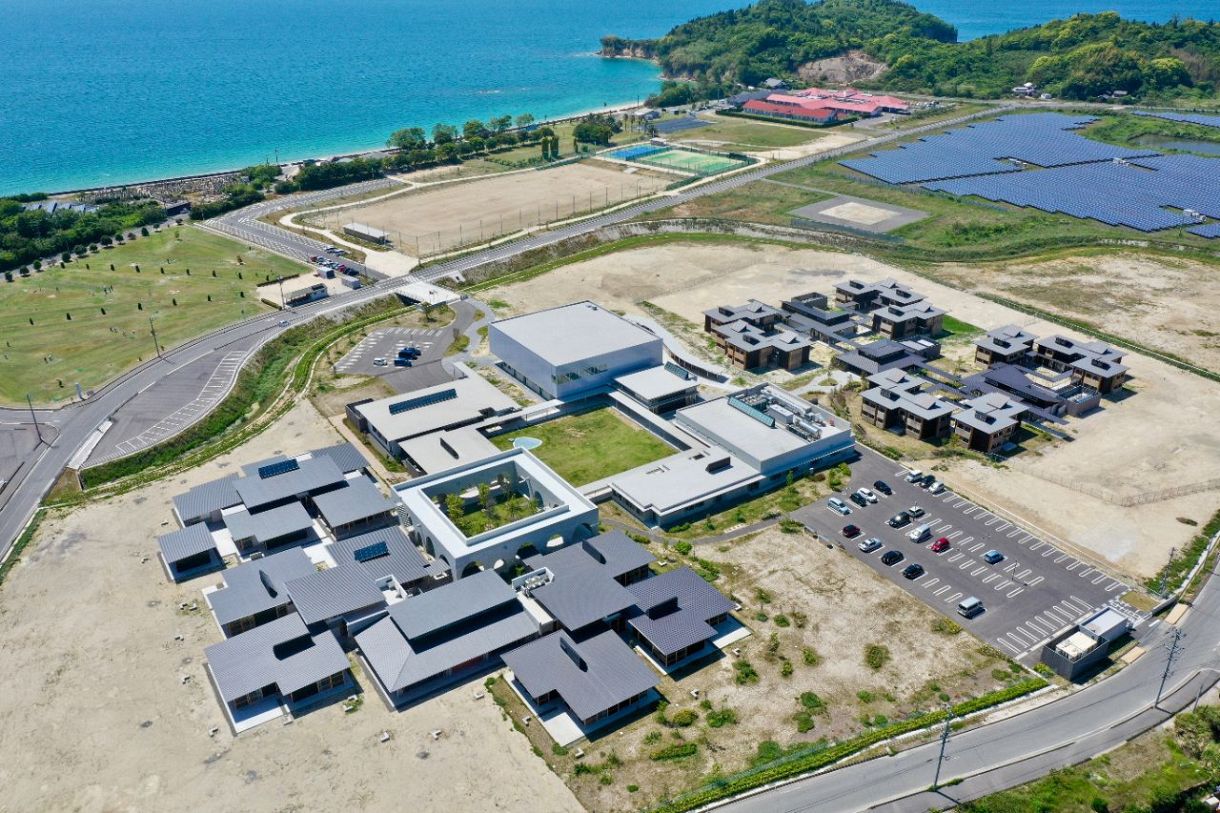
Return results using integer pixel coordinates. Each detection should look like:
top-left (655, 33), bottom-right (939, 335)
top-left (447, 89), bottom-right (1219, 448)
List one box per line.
top-left (722, 565), bottom-right (1220, 813)
top-left (793, 448), bottom-right (1140, 662)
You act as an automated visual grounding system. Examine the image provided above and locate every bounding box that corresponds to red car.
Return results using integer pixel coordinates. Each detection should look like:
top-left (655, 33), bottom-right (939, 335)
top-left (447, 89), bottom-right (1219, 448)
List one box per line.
top-left (842, 524), bottom-right (862, 539)
top-left (930, 537), bottom-right (950, 553)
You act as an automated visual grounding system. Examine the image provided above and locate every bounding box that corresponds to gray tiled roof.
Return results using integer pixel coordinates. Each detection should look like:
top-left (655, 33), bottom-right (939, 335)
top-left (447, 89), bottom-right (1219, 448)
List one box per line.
top-left (209, 548), bottom-right (316, 627)
top-left (205, 613), bottom-right (348, 702)
top-left (310, 442), bottom-right (369, 474)
top-left (234, 455), bottom-right (345, 510)
top-left (393, 569), bottom-right (516, 641)
top-left (329, 526), bottom-right (444, 585)
top-left (285, 565), bottom-right (387, 625)
top-left (503, 630), bottom-right (659, 722)
top-left (313, 478), bottom-right (396, 529)
top-left (157, 523), bottom-right (218, 564)
top-left (357, 602), bottom-right (538, 692)
top-left (627, 567), bottom-right (735, 657)
top-left (172, 474), bottom-right (241, 524)
top-left (583, 531), bottom-right (656, 580)
top-left (224, 501), bottom-right (314, 546)
top-left (529, 565), bottom-right (637, 632)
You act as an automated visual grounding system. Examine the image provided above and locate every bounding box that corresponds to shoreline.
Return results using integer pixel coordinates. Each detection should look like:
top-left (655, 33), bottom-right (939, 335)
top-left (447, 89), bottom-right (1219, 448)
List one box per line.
top-left (42, 95), bottom-right (650, 199)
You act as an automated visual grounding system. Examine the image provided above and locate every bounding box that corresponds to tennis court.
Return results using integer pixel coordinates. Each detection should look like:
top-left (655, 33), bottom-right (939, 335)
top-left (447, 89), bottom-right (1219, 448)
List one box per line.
top-left (636, 147), bottom-right (748, 175)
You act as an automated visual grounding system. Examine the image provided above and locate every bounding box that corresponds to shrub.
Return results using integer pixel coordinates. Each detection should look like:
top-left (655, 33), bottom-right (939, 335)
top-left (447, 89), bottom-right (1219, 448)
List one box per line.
top-left (780, 660), bottom-right (794, 678)
top-left (857, 690), bottom-right (875, 703)
top-left (779, 518), bottom-right (803, 534)
top-left (599, 774), bottom-right (612, 785)
top-left (552, 743), bottom-right (568, 756)
top-left (706, 708), bottom-right (738, 728)
top-left (794, 711), bottom-right (815, 733)
top-left (754, 611), bottom-right (769, 622)
top-left (627, 784), bottom-right (639, 793)
top-left (650, 742), bottom-right (698, 761)
top-left (798, 692), bottom-right (826, 713)
top-left (755, 587), bottom-right (773, 605)
top-left (864, 644), bottom-right (891, 670)
top-left (669, 708), bottom-right (698, 728)
top-left (789, 611), bottom-right (808, 628)
top-left (932, 617), bottom-right (962, 635)
top-left (802, 647), bottom-right (820, 666)
top-left (674, 540), bottom-right (693, 556)
top-left (573, 763), bottom-right (597, 775)
top-left (773, 613), bottom-right (791, 628)
top-left (643, 730), bottom-right (662, 744)
top-left (734, 659), bottom-right (759, 685)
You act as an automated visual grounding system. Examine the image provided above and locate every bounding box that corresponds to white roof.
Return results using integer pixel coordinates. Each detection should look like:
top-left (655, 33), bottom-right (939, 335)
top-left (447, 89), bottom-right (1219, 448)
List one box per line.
top-left (616, 365), bottom-right (697, 402)
top-left (397, 426), bottom-right (500, 474)
top-left (355, 374), bottom-right (517, 444)
top-left (491, 301), bottom-right (660, 368)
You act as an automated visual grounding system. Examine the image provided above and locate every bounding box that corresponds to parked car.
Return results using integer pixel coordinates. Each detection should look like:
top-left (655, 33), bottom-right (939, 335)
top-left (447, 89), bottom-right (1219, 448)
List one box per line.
top-left (393, 358), bottom-right (413, 367)
top-left (957, 597), bottom-right (984, 619)
top-left (930, 537), bottom-right (950, 553)
top-left (905, 469), bottom-right (924, 484)
top-left (881, 550), bottom-right (905, 567)
top-left (849, 492), bottom-right (868, 508)
top-left (887, 511), bottom-right (911, 528)
top-left (398, 346), bottom-right (420, 359)
top-left (858, 537), bottom-right (883, 553)
top-left (919, 474), bottom-right (936, 488)
top-left (372, 357), bottom-right (388, 367)
top-left (856, 487), bottom-right (878, 504)
top-left (929, 481), bottom-right (946, 495)
top-left (827, 497), bottom-right (851, 516)
top-left (902, 563), bottom-right (925, 580)
top-left (909, 505), bottom-right (926, 518)
top-left (873, 480), bottom-right (893, 496)
top-left (983, 550), bottom-right (1005, 564)
top-left (842, 524), bottom-right (862, 539)
top-left (907, 524), bottom-right (932, 543)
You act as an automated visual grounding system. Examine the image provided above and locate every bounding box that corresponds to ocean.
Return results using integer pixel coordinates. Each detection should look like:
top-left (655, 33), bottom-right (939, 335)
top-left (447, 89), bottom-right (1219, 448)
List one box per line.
top-left (2, 0), bottom-right (1217, 195)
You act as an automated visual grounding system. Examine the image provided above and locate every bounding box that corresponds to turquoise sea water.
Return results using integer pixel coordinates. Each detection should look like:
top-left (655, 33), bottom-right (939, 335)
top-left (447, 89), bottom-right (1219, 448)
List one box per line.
top-left (2, 0), bottom-right (1218, 195)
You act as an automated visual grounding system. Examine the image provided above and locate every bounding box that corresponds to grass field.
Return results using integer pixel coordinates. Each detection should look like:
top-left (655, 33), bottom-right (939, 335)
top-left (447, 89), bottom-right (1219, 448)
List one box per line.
top-left (0, 226), bottom-right (299, 405)
top-left (637, 148), bottom-right (748, 175)
top-left (669, 116), bottom-right (826, 150)
top-left (490, 408), bottom-right (673, 485)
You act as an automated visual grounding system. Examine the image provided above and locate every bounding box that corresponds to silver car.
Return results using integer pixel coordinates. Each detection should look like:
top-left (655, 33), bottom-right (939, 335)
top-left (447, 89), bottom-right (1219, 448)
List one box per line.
top-left (858, 537), bottom-right (883, 553)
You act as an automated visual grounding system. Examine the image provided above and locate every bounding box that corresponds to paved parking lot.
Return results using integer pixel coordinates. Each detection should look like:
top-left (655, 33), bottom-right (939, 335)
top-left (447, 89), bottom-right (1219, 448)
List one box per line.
top-left (333, 326), bottom-right (448, 378)
top-left (794, 448), bottom-right (1145, 662)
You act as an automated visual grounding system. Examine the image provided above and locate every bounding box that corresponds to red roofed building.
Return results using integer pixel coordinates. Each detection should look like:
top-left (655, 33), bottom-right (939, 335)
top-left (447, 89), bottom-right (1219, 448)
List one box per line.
top-left (741, 98), bottom-right (844, 125)
top-left (790, 87), bottom-right (910, 116)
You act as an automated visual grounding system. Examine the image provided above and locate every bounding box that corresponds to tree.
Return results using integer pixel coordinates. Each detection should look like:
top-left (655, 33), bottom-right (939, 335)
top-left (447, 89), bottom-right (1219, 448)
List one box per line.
top-left (387, 126), bottom-right (427, 150)
top-left (489, 115), bottom-right (512, 133)
top-left (515, 113), bottom-right (535, 129)
top-left (432, 123), bottom-right (457, 144)
top-left (462, 119), bottom-right (489, 140)
top-left (445, 492), bottom-right (463, 518)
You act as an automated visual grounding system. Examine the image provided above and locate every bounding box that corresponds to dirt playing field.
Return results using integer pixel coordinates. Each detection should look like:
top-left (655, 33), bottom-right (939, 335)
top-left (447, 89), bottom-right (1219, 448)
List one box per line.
top-left (496, 526), bottom-right (1013, 813)
top-left (0, 399), bottom-right (578, 813)
top-left (933, 253), bottom-right (1220, 374)
top-left (488, 239), bottom-right (1220, 579)
top-left (330, 160), bottom-right (670, 256)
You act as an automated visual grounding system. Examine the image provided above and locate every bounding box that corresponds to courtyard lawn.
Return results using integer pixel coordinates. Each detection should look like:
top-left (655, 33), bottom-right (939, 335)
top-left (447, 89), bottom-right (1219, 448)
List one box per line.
top-left (0, 226), bottom-right (301, 405)
top-left (451, 492), bottom-right (541, 537)
top-left (490, 408), bottom-right (674, 485)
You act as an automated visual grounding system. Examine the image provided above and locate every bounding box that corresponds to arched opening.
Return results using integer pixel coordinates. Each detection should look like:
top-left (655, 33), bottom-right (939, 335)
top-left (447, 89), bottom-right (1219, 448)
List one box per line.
top-left (516, 543), bottom-right (539, 560)
top-left (545, 533), bottom-right (565, 549)
top-left (461, 561), bottom-right (483, 578)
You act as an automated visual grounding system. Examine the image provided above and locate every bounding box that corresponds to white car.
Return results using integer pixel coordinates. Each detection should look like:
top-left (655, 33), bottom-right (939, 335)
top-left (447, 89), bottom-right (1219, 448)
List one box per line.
top-left (372, 357), bottom-right (388, 367)
top-left (855, 487), bottom-right (878, 504)
top-left (904, 469), bottom-right (924, 484)
top-left (858, 537), bottom-right (883, 553)
top-left (827, 497), bottom-right (851, 516)
top-left (929, 481), bottom-right (946, 495)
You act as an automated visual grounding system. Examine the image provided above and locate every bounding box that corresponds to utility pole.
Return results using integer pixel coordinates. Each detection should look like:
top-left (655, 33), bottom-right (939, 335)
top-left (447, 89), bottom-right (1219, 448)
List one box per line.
top-left (26, 393), bottom-right (44, 445)
top-left (148, 316), bottom-right (162, 359)
top-left (1156, 627), bottom-right (1186, 707)
top-left (277, 276), bottom-right (285, 309)
top-left (1157, 547), bottom-right (1178, 596)
top-left (932, 705), bottom-right (953, 791)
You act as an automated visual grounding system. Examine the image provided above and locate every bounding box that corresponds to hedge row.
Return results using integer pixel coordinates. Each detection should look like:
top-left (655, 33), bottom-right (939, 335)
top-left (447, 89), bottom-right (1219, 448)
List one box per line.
top-left (81, 299), bottom-right (403, 489)
top-left (1145, 508), bottom-right (1220, 594)
top-left (651, 677), bottom-right (1047, 813)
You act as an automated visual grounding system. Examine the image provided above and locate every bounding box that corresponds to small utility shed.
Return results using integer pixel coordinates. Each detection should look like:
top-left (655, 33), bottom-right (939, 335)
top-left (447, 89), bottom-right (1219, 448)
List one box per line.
top-left (344, 222), bottom-right (389, 244)
top-left (156, 523), bottom-right (223, 582)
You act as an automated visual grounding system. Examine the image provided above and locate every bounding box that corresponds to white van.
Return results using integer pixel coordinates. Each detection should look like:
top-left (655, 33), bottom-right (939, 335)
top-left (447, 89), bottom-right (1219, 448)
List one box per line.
top-left (827, 497), bottom-right (851, 516)
top-left (907, 523), bottom-right (932, 542)
top-left (957, 597), bottom-right (984, 619)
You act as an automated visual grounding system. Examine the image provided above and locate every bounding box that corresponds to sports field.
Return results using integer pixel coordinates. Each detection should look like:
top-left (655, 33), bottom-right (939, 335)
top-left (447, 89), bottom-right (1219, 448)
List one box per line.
top-left (636, 147), bottom-right (747, 174)
top-left (0, 226), bottom-right (293, 405)
top-left (321, 161), bottom-right (669, 258)
top-left (490, 408), bottom-right (673, 485)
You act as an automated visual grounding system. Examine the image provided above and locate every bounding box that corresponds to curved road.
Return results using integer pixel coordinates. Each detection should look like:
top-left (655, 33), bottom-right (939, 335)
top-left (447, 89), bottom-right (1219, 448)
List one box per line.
top-left (7, 100), bottom-right (1213, 811)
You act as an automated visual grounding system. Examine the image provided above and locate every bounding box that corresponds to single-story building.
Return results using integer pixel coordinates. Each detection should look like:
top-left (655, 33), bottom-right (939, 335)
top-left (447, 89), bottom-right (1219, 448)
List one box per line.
top-left (627, 567), bottom-right (736, 667)
top-left (328, 525), bottom-right (450, 591)
top-left (1040, 607), bottom-right (1132, 681)
top-left (284, 564), bottom-right (390, 641)
top-left (615, 364), bottom-right (699, 414)
top-left (156, 523), bottom-right (223, 582)
top-left (207, 548), bottom-right (317, 638)
top-left (312, 477), bottom-right (398, 539)
top-left (233, 454), bottom-right (347, 514)
top-left (343, 221), bottom-right (389, 244)
top-left (173, 474), bottom-right (241, 526)
top-left (224, 501), bottom-right (315, 557)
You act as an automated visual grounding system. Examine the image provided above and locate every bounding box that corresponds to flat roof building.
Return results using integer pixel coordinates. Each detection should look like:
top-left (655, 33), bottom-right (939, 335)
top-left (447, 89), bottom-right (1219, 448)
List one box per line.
top-left (343, 221), bottom-right (389, 244)
top-left (489, 301), bottom-right (663, 399)
top-left (615, 364), bottom-right (699, 414)
top-left (394, 448), bottom-right (599, 578)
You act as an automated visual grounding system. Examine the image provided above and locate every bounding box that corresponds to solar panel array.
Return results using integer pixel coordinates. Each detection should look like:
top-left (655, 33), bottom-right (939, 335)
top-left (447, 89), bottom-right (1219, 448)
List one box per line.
top-left (841, 113), bottom-right (1157, 184)
top-left (1189, 222), bottom-right (1220, 239)
top-left (353, 541), bottom-right (390, 562)
top-left (387, 387), bottom-right (457, 416)
top-left (1135, 111), bottom-right (1220, 130)
top-left (257, 458), bottom-right (300, 479)
top-left (924, 153), bottom-right (1220, 233)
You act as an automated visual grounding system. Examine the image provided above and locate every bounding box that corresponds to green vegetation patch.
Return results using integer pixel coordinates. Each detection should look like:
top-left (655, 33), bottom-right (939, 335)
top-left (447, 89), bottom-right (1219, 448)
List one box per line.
top-left (0, 227), bottom-right (299, 405)
top-left (490, 408), bottom-right (673, 485)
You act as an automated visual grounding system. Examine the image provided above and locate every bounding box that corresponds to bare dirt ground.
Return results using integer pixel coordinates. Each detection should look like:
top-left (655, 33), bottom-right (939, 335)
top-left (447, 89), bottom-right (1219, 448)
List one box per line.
top-left (332, 161), bottom-right (671, 256)
top-left (490, 240), bottom-right (1220, 579)
top-left (0, 399), bottom-right (577, 813)
top-left (496, 527), bottom-right (1010, 813)
top-left (934, 253), bottom-right (1220, 374)
top-left (797, 49), bottom-right (888, 84)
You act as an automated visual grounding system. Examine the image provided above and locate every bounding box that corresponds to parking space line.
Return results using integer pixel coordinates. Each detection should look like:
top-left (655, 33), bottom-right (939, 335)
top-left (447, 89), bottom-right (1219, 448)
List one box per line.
top-left (982, 574), bottom-right (999, 584)
top-left (959, 560), bottom-right (975, 570)
top-left (958, 536), bottom-right (973, 547)
top-left (969, 542), bottom-right (984, 553)
top-left (1009, 587), bottom-right (1024, 598)
top-left (995, 580), bottom-right (1011, 591)
top-left (947, 531), bottom-right (963, 540)
top-left (1015, 568), bottom-right (1030, 579)
top-left (948, 553), bottom-right (963, 562)
top-left (1079, 567), bottom-right (1094, 577)
top-left (1106, 581), bottom-right (1125, 593)
top-left (1054, 554), bottom-right (1069, 564)
top-left (1092, 574), bottom-right (1108, 584)
top-left (1027, 576), bottom-right (1043, 587)
top-left (1042, 549), bottom-right (1056, 558)
top-left (996, 522), bottom-right (1010, 531)
top-left (971, 566), bottom-right (987, 576)
top-left (1007, 529), bottom-right (1022, 538)
top-left (999, 640), bottom-right (1022, 655)
top-left (946, 592), bottom-right (962, 604)
top-left (1066, 561), bottom-right (1080, 571)
top-left (1029, 541), bottom-right (1043, 551)
top-left (934, 585), bottom-right (950, 596)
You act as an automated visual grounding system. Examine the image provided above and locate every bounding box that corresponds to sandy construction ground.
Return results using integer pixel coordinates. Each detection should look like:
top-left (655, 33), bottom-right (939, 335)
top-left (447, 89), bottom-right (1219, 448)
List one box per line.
top-left (332, 161), bottom-right (670, 256)
top-left (934, 253), bottom-right (1220, 374)
top-left (0, 400), bottom-right (577, 813)
top-left (490, 241), bottom-right (1220, 579)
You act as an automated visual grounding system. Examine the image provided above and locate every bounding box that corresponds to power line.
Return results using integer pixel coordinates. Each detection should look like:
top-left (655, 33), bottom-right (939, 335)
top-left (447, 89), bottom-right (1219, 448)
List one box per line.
top-left (1155, 627), bottom-right (1186, 707)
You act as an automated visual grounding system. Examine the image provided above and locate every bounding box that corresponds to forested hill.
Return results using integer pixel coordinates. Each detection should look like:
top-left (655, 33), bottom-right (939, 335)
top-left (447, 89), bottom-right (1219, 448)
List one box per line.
top-left (601, 0), bottom-right (1220, 102)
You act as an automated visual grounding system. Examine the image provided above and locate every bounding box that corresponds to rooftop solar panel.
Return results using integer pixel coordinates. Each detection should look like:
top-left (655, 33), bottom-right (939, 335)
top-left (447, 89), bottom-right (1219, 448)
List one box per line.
top-left (257, 458), bottom-right (300, 479)
top-left (353, 541), bottom-right (390, 562)
top-left (387, 387), bottom-right (457, 415)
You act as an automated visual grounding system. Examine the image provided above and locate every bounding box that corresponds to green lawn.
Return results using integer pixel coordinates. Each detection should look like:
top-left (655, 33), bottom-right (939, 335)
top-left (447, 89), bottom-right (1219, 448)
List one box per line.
top-left (0, 226), bottom-right (301, 405)
top-left (490, 408), bottom-right (674, 485)
top-left (451, 492), bottom-right (540, 537)
top-left (670, 116), bottom-right (825, 150)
